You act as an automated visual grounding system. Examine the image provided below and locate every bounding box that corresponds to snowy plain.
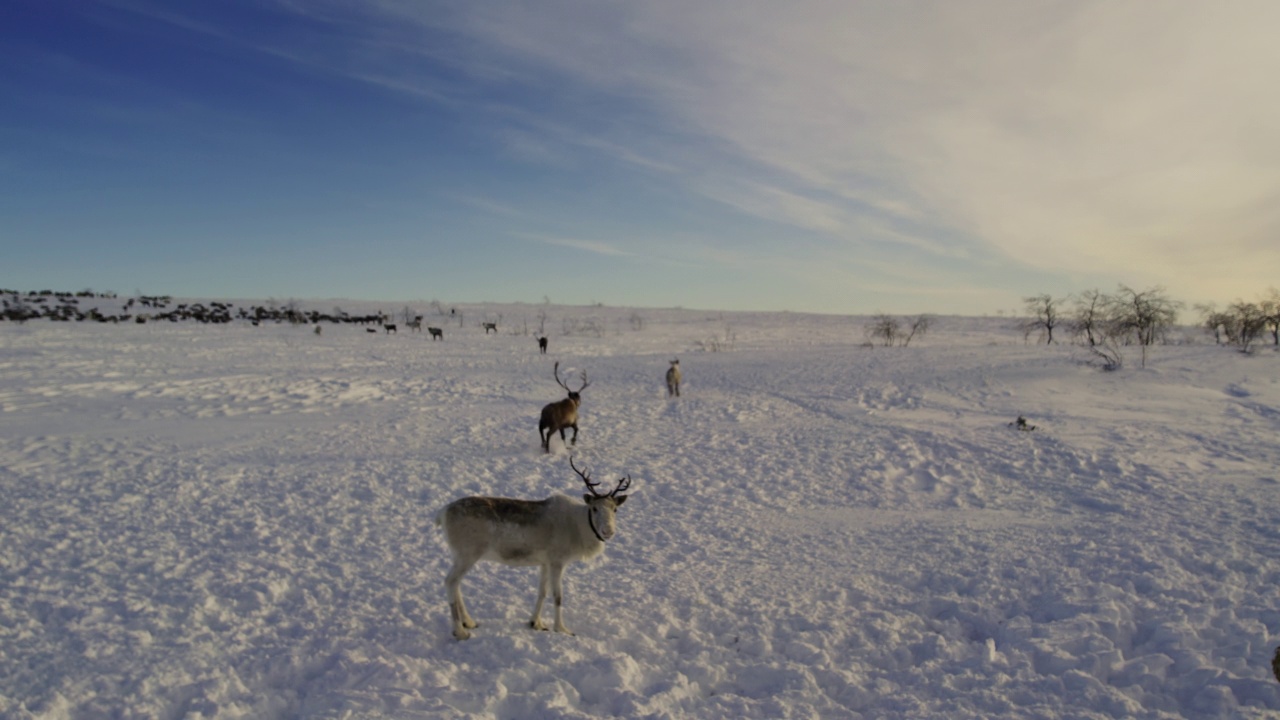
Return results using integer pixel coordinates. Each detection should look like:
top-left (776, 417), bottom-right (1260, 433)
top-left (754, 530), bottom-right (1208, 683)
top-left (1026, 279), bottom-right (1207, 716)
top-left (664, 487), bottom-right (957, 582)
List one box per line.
top-left (2, 299), bottom-right (1279, 719)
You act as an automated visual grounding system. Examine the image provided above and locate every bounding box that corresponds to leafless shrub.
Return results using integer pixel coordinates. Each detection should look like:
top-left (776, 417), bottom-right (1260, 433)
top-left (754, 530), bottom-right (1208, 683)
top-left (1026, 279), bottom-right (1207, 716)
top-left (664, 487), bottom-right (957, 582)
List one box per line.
top-left (562, 316), bottom-right (605, 337)
top-left (696, 324), bottom-right (735, 352)
top-left (866, 313), bottom-right (900, 347)
top-left (900, 315), bottom-right (931, 347)
top-left (1071, 290), bottom-right (1109, 347)
top-left (1022, 294), bottom-right (1063, 344)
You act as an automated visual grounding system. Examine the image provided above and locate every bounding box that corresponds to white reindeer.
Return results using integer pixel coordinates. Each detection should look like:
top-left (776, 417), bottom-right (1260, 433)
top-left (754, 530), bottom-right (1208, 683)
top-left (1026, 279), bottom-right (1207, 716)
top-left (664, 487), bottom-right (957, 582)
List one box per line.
top-left (435, 457), bottom-right (630, 640)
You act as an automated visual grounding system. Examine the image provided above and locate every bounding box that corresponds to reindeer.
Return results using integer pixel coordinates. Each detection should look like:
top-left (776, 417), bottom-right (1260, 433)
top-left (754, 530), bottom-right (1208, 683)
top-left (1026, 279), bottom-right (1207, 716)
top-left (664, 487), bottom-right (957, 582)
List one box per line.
top-left (384, 323), bottom-right (397, 334)
top-left (483, 322), bottom-right (498, 334)
top-left (538, 336), bottom-right (548, 354)
top-left (427, 327), bottom-right (443, 340)
top-left (666, 359), bottom-right (681, 397)
top-left (436, 456), bottom-right (630, 640)
top-left (539, 362), bottom-right (589, 453)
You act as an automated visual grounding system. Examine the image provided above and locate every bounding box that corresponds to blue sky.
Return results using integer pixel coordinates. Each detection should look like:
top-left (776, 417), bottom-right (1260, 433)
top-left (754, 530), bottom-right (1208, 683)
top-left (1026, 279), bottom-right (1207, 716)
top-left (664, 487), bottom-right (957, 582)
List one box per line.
top-left (4, 1), bottom-right (1278, 315)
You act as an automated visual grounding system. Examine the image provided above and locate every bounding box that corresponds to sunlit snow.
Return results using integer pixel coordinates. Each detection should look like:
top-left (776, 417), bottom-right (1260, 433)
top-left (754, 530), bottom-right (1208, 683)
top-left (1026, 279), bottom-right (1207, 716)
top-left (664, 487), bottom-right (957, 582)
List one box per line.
top-left (2, 300), bottom-right (1278, 718)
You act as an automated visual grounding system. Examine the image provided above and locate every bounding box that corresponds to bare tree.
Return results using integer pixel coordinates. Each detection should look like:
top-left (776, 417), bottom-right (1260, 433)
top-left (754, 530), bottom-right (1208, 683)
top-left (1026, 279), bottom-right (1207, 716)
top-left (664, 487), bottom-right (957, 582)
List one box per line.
top-left (1071, 290), bottom-right (1109, 347)
top-left (1108, 285), bottom-right (1182, 367)
top-left (1227, 301), bottom-right (1268, 353)
top-left (900, 315), bottom-right (931, 347)
top-left (1262, 288), bottom-right (1280, 346)
top-left (866, 313), bottom-right (900, 347)
top-left (1197, 303), bottom-right (1235, 345)
top-left (1022, 294), bottom-right (1063, 345)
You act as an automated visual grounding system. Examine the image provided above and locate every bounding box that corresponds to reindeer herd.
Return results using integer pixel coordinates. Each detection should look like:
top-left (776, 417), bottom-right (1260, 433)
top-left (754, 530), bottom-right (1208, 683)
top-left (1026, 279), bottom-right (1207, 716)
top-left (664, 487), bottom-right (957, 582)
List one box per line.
top-left (437, 356), bottom-right (681, 640)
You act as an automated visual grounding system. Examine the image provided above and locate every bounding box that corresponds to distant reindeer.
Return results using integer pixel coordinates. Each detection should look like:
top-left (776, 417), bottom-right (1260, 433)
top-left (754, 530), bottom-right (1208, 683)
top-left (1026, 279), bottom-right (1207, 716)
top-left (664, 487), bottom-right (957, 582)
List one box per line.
top-left (483, 322), bottom-right (498, 334)
top-left (666, 359), bottom-right (681, 397)
top-left (428, 327), bottom-right (443, 340)
top-left (366, 328), bottom-right (377, 334)
top-left (538, 336), bottom-right (548, 354)
top-left (436, 456), bottom-right (630, 640)
top-left (384, 323), bottom-right (397, 334)
top-left (407, 318), bottom-right (422, 332)
top-left (539, 361), bottom-right (589, 453)
top-left (314, 325), bottom-right (322, 336)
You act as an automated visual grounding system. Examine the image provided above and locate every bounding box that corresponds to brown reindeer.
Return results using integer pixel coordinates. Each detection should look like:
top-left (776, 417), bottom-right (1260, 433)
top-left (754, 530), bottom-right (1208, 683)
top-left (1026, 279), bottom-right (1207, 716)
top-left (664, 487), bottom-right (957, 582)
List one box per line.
top-left (539, 362), bottom-right (589, 453)
top-left (538, 336), bottom-right (548, 354)
top-left (436, 456), bottom-right (630, 639)
top-left (427, 327), bottom-right (443, 340)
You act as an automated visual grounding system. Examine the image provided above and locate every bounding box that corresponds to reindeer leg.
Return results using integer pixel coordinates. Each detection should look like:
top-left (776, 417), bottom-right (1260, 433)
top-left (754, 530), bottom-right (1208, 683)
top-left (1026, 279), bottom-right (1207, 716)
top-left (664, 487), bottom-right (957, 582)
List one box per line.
top-left (530, 564), bottom-right (551, 631)
top-left (568, 423), bottom-right (578, 446)
top-left (549, 562), bottom-right (573, 635)
top-left (445, 558), bottom-right (479, 640)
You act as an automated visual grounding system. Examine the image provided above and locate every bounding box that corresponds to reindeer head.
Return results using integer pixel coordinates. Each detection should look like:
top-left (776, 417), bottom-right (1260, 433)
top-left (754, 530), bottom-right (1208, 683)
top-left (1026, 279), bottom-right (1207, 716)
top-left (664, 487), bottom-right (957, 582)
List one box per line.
top-left (569, 456), bottom-right (629, 541)
top-left (554, 361), bottom-right (590, 403)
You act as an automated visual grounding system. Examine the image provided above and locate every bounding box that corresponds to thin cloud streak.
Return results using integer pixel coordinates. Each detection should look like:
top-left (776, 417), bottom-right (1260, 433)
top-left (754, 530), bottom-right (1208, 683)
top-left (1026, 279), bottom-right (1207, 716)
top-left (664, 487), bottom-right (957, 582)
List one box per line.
top-left (388, 1), bottom-right (1280, 306)
top-left (22, 1), bottom-right (1278, 313)
top-left (532, 235), bottom-right (634, 258)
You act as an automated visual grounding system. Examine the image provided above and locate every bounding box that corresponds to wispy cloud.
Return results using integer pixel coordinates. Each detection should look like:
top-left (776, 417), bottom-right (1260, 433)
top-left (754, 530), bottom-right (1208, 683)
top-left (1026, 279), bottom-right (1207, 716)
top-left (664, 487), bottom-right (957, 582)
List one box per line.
top-left (89, 1), bottom-right (1280, 309)
top-left (527, 234), bottom-right (634, 258)
top-left (386, 1), bottom-right (1280, 304)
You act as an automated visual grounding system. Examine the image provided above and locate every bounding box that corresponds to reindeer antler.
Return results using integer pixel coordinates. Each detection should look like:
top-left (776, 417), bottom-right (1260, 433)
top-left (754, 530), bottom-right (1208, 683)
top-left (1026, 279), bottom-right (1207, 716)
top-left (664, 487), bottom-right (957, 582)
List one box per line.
top-left (569, 455), bottom-right (628, 498)
top-left (569, 455), bottom-right (603, 496)
top-left (553, 362), bottom-right (589, 394)
top-left (611, 474), bottom-right (631, 497)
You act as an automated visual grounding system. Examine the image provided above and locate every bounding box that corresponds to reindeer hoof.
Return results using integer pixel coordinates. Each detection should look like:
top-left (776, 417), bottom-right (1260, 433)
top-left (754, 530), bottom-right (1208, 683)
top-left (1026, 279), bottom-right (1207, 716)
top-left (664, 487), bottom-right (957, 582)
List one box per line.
top-left (453, 628), bottom-right (472, 640)
top-left (530, 620), bottom-right (549, 631)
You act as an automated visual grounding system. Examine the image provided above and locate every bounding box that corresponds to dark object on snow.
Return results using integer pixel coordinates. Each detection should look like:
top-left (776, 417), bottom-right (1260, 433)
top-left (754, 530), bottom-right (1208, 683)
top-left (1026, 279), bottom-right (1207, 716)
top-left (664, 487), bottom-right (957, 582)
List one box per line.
top-left (1010, 416), bottom-right (1037, 431)
top-left (539, 362), bottom-right (589, 453)
top-left (1272, 646), bottom-right (1280, 683)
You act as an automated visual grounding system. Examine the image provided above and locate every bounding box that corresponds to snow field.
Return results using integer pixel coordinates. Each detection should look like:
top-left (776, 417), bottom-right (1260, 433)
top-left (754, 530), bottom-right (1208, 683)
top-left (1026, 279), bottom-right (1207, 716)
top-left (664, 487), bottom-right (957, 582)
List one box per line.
top-left (1, 304), bottom-right (1279, 718)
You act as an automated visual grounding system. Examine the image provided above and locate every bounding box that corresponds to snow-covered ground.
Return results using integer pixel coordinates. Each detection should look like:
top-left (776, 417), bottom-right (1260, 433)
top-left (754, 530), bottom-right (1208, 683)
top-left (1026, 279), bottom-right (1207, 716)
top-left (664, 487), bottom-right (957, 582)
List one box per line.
top-left (2, 301), bottom-right (1279, 719)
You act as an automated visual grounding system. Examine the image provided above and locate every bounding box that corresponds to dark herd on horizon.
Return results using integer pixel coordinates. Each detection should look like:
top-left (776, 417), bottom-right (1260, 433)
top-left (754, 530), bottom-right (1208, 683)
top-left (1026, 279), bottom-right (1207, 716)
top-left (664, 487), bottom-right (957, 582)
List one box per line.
top-left (4, 289), bottom-right (686, 452)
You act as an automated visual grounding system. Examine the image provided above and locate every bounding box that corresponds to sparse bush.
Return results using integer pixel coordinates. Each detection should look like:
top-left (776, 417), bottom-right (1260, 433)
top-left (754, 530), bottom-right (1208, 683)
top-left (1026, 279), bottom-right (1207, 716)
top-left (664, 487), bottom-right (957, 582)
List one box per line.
top-left (1198, 304), bottom-right (1235, 345)
top-left (696, 324), bottom-right (736, 352)
top-left (1225, 301), bottom-right (1268, 353)
top-left (1110, 285), bottom-right (1181, 346)
top-left (865, 313), bottom-right (930, 347)
top-left (1262, 288), bottom-right (1280, 347)
top-left (562, 316), bottom-right (605, 337)
top-left (1086, 335), bottom-right (1124, 371)
top-left (866, 313), bottom-right (900, 347)
top-left (1022, 294), bottom-right (1063, 344)
top-left (901, 315), bottom-right (931, 347)
top-left (1071, 290), bottom-right (1109, 347)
